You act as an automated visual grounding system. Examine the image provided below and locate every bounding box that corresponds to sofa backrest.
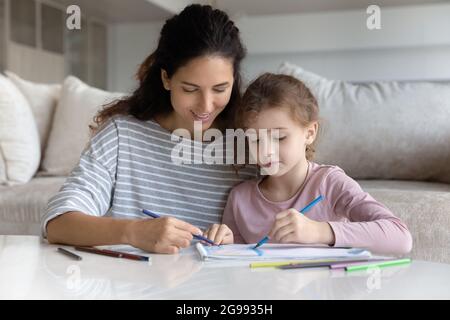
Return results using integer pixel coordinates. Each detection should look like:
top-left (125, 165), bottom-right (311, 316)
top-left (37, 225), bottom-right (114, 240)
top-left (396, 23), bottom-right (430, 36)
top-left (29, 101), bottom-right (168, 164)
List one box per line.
top-left (279, 62), bottom-right (450, 183)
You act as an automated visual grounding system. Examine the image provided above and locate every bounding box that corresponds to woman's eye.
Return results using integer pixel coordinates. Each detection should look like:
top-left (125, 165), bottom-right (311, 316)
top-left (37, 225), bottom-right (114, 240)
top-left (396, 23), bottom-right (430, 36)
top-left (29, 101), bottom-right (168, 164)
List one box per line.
top-left (213, 88), bottom-right (227, 93)
top-left (183, 88), bottom-right (197, 93)
top-left (278, 136), bottom-right (286, 141)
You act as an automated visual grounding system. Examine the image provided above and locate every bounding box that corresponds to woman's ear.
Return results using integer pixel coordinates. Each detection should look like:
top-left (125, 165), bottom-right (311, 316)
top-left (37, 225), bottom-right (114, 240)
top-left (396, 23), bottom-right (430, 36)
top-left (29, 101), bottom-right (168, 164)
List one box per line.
top-left (161, 69), bottom-right (170, 90)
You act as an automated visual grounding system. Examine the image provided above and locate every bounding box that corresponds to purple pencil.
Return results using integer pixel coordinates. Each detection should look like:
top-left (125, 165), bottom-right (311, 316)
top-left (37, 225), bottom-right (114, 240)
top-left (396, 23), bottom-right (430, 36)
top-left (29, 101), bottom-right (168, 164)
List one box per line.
top-left (330, 259), bottom-right (388, 270)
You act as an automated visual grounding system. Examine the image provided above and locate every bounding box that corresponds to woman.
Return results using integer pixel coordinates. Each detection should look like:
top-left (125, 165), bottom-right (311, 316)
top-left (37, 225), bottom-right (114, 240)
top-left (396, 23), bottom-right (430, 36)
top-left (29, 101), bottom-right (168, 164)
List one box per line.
top-left (43, 4), bottom-right (255, 254)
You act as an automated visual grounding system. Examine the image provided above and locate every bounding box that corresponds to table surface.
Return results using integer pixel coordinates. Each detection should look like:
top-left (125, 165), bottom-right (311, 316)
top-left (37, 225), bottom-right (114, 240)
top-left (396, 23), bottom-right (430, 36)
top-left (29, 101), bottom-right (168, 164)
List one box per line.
top-left (1, 235), bottom-right (449, 300)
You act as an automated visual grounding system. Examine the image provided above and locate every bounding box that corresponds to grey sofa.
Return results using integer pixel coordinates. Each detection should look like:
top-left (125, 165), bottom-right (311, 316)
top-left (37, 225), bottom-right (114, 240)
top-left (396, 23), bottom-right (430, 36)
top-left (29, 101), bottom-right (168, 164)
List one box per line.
top-left (1, 176), bottom-right (64, 235)
top-left (1, 176), bottom-right (449, 263)
top-left (1, 64), bottom-right (449, 263)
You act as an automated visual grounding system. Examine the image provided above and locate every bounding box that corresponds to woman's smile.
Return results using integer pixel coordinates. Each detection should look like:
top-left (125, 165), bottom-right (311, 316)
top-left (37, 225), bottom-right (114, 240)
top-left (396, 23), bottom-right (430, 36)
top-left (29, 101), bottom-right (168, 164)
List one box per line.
top-left (191, 110), bottom-right (212, 123)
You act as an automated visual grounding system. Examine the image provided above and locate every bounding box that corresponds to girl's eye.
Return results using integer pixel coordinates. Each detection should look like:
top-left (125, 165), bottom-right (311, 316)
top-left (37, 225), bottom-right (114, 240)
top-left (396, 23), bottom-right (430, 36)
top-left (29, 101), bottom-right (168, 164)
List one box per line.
top-left (183, 88), bottom-right (197, 93)
top-left (213, 88), bottom-right (227, 93)
top-left (278, 136), bottom-right (286, 141)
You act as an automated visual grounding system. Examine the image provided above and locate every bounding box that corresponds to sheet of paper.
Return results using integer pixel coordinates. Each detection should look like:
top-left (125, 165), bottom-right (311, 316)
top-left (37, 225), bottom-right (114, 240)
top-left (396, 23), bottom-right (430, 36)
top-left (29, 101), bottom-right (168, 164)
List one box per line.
top-left (196, 243), bottom-right (371, 261)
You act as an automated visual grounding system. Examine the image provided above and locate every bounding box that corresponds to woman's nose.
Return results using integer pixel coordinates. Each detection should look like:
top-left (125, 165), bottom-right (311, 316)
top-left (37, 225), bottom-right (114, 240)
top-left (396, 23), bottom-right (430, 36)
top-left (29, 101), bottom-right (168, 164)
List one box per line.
top-left (199, 92), bottom-right (215, 113)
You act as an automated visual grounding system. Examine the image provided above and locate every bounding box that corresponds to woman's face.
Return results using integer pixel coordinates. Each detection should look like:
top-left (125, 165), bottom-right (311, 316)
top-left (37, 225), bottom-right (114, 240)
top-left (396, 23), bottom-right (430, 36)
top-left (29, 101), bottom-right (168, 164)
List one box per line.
top-left (161, 55), bottom-right (234, 133)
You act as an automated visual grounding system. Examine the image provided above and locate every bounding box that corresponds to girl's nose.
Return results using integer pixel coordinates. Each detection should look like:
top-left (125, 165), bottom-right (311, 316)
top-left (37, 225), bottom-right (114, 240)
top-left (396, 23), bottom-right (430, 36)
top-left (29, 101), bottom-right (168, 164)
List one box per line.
top-left (260, 137), bottom-right (275, 158)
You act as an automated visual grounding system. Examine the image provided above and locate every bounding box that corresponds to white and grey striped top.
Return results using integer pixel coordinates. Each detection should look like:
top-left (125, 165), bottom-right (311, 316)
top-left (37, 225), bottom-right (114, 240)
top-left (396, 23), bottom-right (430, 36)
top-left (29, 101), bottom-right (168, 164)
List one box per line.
top-left (42, 115), bottom-right (257, 237)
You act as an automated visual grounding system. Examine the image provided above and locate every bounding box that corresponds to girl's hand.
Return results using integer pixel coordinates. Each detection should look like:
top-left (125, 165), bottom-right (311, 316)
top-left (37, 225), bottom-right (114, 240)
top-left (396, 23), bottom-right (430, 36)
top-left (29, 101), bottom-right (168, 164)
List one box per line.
top-left (268, 208), bottom-right (335, 245)
top-left (203, 224), bottom-right (234, 245)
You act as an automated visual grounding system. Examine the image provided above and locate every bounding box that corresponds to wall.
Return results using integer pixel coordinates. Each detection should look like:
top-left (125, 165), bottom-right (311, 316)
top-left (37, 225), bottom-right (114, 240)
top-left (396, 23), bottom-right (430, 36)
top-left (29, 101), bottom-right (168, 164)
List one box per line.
top-left (108, 3), bottom-right (450, 92)
top-left (107, 21), bottom-right (162, 92)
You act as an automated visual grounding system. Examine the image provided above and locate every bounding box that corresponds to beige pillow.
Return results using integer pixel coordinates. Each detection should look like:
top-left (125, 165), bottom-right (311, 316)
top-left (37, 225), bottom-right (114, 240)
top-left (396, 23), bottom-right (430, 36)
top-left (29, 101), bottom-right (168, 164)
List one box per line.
top-left (0, 74), bottom-right (40, 184)
top-left (5, 71), bottom-right (61, 154)
top-left (279, 62), bottom-right (450, 183)
top-left (40, 76), bottom-right (125, 176)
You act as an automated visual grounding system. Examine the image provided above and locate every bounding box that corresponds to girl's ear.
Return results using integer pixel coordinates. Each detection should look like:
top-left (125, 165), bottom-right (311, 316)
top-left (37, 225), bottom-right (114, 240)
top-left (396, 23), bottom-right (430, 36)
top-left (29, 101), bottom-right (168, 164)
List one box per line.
top-left (305, 121), bottom-right (319, 144)
top-left (161, 69), bottom-right (171, 90)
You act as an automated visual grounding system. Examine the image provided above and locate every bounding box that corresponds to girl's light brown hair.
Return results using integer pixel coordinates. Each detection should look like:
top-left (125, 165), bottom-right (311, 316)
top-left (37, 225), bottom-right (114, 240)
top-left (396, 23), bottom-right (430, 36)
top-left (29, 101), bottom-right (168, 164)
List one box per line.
top-left (236, 73), bottom-right (320, 160)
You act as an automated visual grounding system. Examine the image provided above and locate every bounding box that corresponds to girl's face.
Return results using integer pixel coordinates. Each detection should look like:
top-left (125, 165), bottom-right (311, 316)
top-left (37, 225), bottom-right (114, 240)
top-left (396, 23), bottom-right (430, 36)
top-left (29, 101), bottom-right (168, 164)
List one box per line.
top-left (246, 106), bottom-right (318, 176)
top-left (161, 55), bottom-right (234, 133)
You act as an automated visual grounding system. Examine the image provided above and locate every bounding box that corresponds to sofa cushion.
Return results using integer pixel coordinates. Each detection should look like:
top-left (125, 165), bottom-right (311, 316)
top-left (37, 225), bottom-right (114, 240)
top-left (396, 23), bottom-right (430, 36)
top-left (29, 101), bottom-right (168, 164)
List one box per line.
top-left (359, 179), bottom-right (450, 192)
top-left (0, 176), bottom-right (65, 235)
top-left (279, 62), bottom-right (450, 184)
top-left (40, 76), bottom-right (125, 176)
top-left (0, 74), bottom-right (40, 185)
top-left (358, 179), bottom-right (450, 263)
top-left (5, 71), bottom-right (61, 154)
top-left (0, 147), bottom-right (6, 183)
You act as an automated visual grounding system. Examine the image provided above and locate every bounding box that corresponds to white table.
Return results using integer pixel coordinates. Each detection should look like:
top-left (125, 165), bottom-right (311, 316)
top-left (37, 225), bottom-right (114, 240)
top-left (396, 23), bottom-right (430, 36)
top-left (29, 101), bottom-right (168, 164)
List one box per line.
top-left (1, 235), bottom-right (449, 299)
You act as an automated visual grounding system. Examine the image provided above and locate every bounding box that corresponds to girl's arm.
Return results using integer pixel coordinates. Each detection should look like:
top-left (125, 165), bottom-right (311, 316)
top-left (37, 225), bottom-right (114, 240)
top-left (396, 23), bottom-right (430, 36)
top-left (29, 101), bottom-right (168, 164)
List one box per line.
top-left (222, 188), bottom-right (246, 244)
top-left (324, 170), bottom-right (413, 255)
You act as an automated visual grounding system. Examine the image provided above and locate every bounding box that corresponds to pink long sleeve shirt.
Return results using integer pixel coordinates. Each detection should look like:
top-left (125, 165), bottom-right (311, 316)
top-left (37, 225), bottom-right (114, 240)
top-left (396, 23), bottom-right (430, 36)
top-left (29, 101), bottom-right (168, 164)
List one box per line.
top-left (223, 162), bottom-right (413, 255)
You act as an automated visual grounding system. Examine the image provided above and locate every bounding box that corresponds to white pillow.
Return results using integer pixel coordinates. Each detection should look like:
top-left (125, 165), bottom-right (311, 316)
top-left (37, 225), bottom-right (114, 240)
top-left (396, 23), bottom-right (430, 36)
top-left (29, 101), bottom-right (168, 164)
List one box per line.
top-left (279, 62), bottom-right (450, 183)
top-left (40, 76), bottom-right (125, 176)
top-left (5, 71), bottom-right (61, 154)
top-left (0, 74), bottom-right (41, 185)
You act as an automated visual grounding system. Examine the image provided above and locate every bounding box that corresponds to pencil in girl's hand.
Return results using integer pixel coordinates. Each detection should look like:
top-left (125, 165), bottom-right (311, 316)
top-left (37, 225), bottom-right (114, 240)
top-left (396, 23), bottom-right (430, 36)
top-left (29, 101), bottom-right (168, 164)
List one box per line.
top-left (253, 195), bottom-right (324, 249)
top-left (252, 236), bottom-right (269, 250)
top-left (300, 195), bottom-right (323, 213)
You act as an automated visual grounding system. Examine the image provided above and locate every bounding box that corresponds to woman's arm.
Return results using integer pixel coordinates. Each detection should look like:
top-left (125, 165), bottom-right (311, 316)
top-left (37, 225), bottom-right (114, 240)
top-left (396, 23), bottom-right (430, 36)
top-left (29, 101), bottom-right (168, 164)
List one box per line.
top-left (42, 120), bottom-right (120, 240)
top-left (43, 120), bottom-right (201, 253)
top-left (47, 211), bottom-right (202, 254)
top-left (46, 211), bottom-right (131, 246)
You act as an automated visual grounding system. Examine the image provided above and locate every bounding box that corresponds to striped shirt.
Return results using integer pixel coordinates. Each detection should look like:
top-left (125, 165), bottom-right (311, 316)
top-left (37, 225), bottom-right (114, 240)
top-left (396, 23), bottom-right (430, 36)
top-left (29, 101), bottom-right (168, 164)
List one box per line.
top-left (42, 115), bottom-right (257, 237)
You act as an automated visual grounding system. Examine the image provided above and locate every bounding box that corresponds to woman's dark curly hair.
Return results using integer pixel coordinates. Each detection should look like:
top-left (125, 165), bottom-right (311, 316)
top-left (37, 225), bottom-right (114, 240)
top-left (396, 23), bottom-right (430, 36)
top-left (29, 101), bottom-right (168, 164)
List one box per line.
top-left (91, 4), bottom-right (246, 133)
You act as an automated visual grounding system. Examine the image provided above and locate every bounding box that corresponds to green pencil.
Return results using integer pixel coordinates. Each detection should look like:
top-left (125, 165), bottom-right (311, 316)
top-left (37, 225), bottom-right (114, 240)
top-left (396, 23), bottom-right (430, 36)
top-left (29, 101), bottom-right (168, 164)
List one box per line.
top-left (346, 258), bottom-right (411, 272)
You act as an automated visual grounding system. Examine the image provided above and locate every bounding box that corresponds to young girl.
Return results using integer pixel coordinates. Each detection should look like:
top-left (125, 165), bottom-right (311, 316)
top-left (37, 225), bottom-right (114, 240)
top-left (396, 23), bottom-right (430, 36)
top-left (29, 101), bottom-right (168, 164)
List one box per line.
top-left (204, 73), bottom-right (413, 255)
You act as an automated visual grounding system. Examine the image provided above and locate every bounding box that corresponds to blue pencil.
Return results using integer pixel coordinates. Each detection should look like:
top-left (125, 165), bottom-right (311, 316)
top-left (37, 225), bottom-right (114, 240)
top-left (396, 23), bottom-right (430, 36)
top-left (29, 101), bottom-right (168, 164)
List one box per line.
top-left (142, 209), bottom-right (216, 246)
top-left (253, 195), bottom-right (324, 249)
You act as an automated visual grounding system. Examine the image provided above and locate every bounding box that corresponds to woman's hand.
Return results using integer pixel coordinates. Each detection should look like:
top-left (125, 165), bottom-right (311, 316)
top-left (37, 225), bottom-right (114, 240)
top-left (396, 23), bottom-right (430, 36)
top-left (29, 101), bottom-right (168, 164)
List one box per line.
top-left (124, 217), bottom-right (202, 254)
top-left (268, 208), bottom-right (335, 245)
top-left (203, 224), bottom-right (234, 245)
